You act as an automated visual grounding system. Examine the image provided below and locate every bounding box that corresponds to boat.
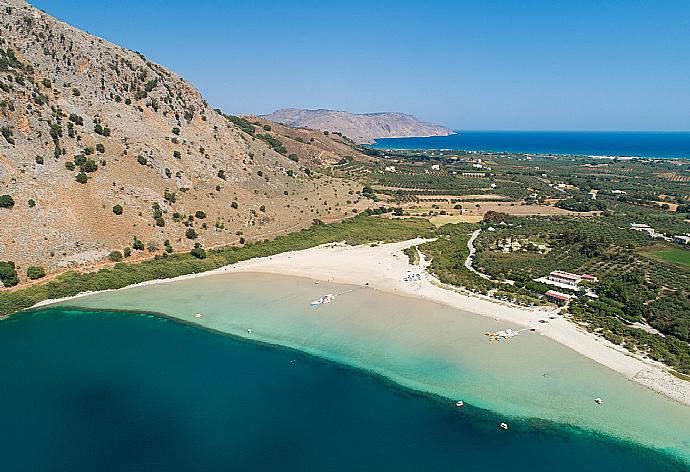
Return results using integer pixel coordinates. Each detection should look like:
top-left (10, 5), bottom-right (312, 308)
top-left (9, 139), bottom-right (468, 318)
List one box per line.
top-left (247, 328), bottom-right (252, 334)
top-left (194, 313), bottom-right (203, 318)
top-left (310, 293), bottom-right (336, 307)
top-left (595, 397), bottom-right (603, 405)
top-left (455, 400), bottom-right (464, 408)
top-left (500, 422), bottom-right (508, 430)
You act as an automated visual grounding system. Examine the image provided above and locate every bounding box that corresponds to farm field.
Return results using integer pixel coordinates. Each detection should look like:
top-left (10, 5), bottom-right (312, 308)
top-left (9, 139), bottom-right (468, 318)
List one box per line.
top-left (640, 246), bottom-right (690, 267)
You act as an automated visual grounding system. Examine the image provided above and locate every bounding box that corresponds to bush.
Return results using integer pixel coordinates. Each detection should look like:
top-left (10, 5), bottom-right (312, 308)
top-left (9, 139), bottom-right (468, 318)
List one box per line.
top-left (185, 228), bottom-right (198, 239)
top-left (108, 251), bottom-right (123, 262)
top-left (137, 155), bottom-right (147, 166)
top-left (231, 201), bottom-right (238, 209)
top-left (35, 155), bottom-right (44, 165)
top-left (112, 204), bottom-right (123, 215)
top-left (75, 172), bottom-right (88, 184)
top-left (195, 211), bottom-right (207, 219)
top-left (68, 114), bottom-right (83, 125)
top-left (28, 199), bottom-right (36, 208)
top-left (217, 170), bottom-right (226, 180)
top-left (81, 159), bottom-right (98, 173)
top-left (123, 247), bottom-right (132, 258)
top-left (65, 161), bottom-right (75, 171)
top-left (0, 195), bottom-right (15, 208)
top-left (288, 154), bottom-right (299, 163)
top-left (96, 143), bottom-right (105, 153)
top-left (132, 238), bottom-right (144, 251)
top-left (172, 127), bottom-right (180, 135)
top-left (0, 261), bottom-right (19, 287)
top-left (173, 150), bottom-right (181, 159)
top-left (164, 189), bottom-right (176, 203)
top-left (190, 243), bottom-right (206, 259)
top-left (26, 266), bottom-right (45, 280)
top-left (262, 124), bottom-right (272, 131)
top-left (72, 88), bottom-right (80, 97)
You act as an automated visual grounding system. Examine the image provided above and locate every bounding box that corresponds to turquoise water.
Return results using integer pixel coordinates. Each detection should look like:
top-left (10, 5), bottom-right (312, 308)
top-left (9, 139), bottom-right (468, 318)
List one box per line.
top-left (370, 131), bottom-right (690, 158)
top-left (45, 272), bottom-right (690, 464)
top-left (0, 307), bottom-right (686, 471)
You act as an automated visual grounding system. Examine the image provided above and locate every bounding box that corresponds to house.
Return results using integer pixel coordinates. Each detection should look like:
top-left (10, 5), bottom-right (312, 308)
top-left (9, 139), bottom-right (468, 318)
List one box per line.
top-left (545, 290), bottom-right (572, 304)
top-left (547, 270), bottom-right (582, 287)
top-left (472, 163), bottom-right (483, 169)
top-left (431, 164), bottom-right (440, 170)
top-left (674, 235), bottom-right (690, 245)
top-left (587, 190), bottom-right (598, 200)
top-left (580, 274), bottom-right (599, 283)
top-left (611, 190), bottom-right (627, 195)
top-left (384, 166), bottom-right (396, 172)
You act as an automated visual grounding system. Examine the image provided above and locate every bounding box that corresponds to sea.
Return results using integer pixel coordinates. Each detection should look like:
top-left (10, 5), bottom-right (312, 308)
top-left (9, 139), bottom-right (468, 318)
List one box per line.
top-left (370, 131), bottom-right (690, 159)
top-left (1, 272), bottom-right (689, 471)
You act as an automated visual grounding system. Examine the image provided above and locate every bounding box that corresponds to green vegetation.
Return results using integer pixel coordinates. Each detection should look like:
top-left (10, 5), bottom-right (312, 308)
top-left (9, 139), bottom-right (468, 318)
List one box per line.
top-left (75, 172), bottom-right (88, 184)
top-left (0, 261), bottom-right (18, 287)
top-left (108, 251), bottom-right (123, 262)
top-left (0, 216), bottom-right (433, 316)
top-left (190, 243), bottom-right (206, 259)
top-left (642, 247), bottom-right (690, 267)
top-left (0, 194), bottom-right (15, 208)
top-left (26, 266), bottom-right (45, 280)
top-left (113, 204), bottom-right (123, 215)
top-left (256, 133), bottom-right (287, 155)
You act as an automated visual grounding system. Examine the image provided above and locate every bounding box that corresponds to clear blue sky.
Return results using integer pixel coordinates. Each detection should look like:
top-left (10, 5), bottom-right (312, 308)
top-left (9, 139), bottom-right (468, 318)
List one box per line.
top-left (31, 0), bottom-right (690, 131)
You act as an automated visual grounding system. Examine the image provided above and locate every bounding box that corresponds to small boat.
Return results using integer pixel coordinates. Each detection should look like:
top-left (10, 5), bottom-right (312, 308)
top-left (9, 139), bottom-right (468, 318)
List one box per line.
top-left (455, 400), bottom-right (464, 408)
top-left (247, 328), bottom-right (252, 334)
top-left (194, 313), bottom-right (203, 318)
top-left (500, 422), bottom-right (508, 430)
top-left (594, 398), bottom-right (603, 405)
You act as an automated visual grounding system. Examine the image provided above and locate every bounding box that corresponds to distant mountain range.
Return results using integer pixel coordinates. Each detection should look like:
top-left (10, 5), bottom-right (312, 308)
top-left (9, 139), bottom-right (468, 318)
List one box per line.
top-left (262, 109), bottom-right (453, 144)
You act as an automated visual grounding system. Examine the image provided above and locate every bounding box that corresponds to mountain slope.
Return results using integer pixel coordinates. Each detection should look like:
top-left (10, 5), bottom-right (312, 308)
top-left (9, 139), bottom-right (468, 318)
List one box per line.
top-left (0, 0), bottom-right (363, 284)
top-left (262, 108), bottom-right (453, 144)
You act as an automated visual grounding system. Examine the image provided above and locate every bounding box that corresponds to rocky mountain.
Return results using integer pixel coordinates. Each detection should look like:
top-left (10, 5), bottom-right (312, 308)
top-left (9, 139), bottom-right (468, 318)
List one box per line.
top-left (0, 0), bottom-right (366, 285)
top-left (262, 108), bottom-right (453, 144)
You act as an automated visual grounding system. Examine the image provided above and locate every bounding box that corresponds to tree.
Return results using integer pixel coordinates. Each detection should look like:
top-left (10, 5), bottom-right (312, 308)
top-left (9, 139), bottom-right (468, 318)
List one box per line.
top-left (124, 247), bottom-right (132, 258)
top-left (190, 243), bottom-right (206, 259)
top-left (185, 228), bottom-right (198, 239)
top-left (113, 204), bottom-right (123, 215)
top-left (133, 237), bottom-right (144, 251)
top-left (288, 154), bottom-right (299, 163)
top-left (195, 211), bottom-right (207, 219)
top-left (0, 261), bottom-right (19, 287)
top-left (108, 251), bottom-right (123, 262)
top-left (96, 143), bottom-right (105, 153)
top-left (231, 201), bottom-right (238, 209)
top-left (26, 266), bottom-right (46, 280)
top-left (0, 195), bottom-right (15, 208)
top-left (75, 172), bottom-right (88, 184)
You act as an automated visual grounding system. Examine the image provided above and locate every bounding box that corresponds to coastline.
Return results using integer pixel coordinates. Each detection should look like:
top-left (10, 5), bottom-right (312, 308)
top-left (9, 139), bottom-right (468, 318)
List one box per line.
top-left (32, 238), bottom-right (690, 407)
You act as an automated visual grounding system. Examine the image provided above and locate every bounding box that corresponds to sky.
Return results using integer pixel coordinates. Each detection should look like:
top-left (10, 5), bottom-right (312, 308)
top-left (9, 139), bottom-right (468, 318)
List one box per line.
top-left (30, 0), bottom-right (690, 131)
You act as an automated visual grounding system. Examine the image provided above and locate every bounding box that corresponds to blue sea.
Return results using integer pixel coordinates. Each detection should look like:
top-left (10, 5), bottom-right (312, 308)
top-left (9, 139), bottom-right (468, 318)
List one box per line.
top-left (0, 308), bottom-right (686, 472)
top-left (371, 131), bottom-right (690, 158)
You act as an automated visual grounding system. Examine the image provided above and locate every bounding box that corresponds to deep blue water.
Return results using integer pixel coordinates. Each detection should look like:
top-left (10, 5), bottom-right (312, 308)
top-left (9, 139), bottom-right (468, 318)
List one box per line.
top-left (0, 308), bottom-right (686, 472)
top-left (371, 131), bottom-right (690, 158)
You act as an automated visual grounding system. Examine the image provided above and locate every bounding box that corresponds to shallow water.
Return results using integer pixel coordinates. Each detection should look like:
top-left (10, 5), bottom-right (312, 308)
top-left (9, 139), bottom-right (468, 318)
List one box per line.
top-left (0, 307), bottom-right (686, 471)
top-left (55, 272), bottom-right (690, 463)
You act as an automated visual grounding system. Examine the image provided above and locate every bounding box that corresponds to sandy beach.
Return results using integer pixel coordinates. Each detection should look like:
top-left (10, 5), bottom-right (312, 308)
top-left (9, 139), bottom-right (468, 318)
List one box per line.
top-left (34, 238), bottom-right (690, 406)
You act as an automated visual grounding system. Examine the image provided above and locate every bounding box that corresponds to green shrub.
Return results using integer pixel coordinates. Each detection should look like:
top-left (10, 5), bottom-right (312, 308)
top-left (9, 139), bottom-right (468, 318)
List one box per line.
top-left (288, 154), bottom-right (299, 163)
top-left (112, 204), bottom-right (123, 215)
top-left (173, 150), bottom-right (181, 159)
top-left (133, 238), bottom-right (144, 251)
top-left (35, 155), bottom-right (44, 165)
top-left (75, 172), bottom-right (88, 184)
top-left (26, 266), bottom-right (45, 280)
top-left (190, 243), bottom-right (206, 259)
top-left (28, 199), bottom-right (36, 208)
top-left (108, 251), bottom-right (123, 262)
top-left (172, 127), bottom-right (180, 135)
top-left (65, 161), bottom-right (75, 171)
top-left (195, 211), bottom-right (207, 219)
top-left (231, 201), bottom-right (238, 209)
top-left (185, 228), bottom-right (198, 239)
top-left (0, 195), bottom-right (15, 208)
top-left (0, 261), bottom-right (19, 287)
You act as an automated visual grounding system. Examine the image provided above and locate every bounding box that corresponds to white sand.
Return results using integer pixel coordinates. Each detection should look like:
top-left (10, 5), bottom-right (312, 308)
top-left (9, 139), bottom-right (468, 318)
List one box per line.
top-left (34, 238), bottom-right (690, 406)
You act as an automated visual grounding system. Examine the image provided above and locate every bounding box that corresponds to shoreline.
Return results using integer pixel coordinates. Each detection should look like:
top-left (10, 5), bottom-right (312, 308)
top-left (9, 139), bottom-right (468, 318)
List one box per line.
top-left (32, 238), bottom-right (690, 406)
